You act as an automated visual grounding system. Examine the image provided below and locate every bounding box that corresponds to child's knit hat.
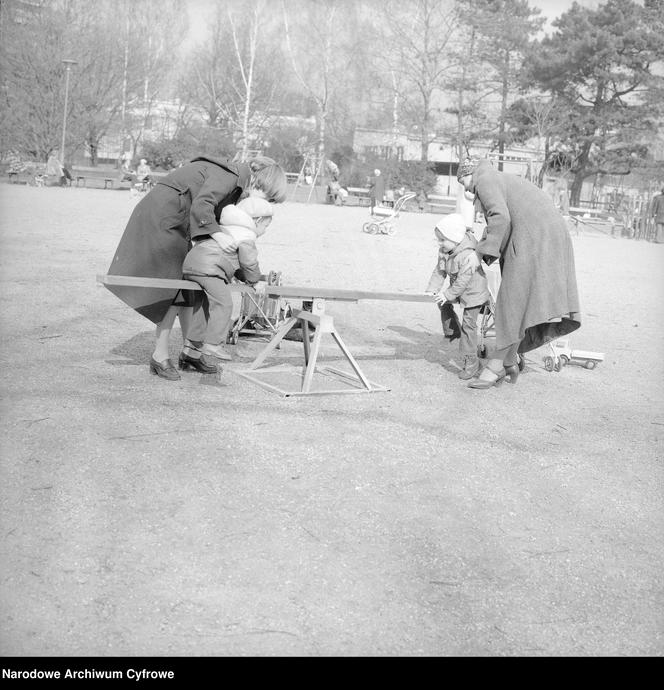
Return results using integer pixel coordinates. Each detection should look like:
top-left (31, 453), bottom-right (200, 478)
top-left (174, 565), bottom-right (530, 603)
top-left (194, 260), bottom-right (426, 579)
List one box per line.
top-left (434, 213), bottom-right (466, 244)
top-left (237, 195), bottom-right (273, 218)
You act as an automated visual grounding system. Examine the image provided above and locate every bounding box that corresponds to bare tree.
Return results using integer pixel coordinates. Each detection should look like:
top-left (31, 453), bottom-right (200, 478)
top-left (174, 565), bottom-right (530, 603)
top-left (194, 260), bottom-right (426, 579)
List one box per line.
top-left (0, 0), bottom-right (185, 164)
top-left (281, 0), bottom-right (356, 168)
top-left (180, 0), bottom-right (282, 157)
top-left (376, 0), bottom-right (457, 161)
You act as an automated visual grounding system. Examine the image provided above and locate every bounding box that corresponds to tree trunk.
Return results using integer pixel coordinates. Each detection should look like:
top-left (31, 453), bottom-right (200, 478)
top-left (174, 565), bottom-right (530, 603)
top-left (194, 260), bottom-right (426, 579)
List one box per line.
top-left (570, 140), bottom-right (593, 206)
top-left (421, 94), bottom-right (430, 162)
top-left (497, 51), bottom-right (510, 172)
top-left (537, 136), bottom-right (550, 187)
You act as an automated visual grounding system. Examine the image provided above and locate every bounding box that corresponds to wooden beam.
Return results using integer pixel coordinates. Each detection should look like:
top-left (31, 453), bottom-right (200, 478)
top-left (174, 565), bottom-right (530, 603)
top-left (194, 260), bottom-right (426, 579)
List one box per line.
top-left (266, 285), bottom-right (434, 303)
top-left (96, 275), bottom-right (435, 304)
top-left (96, 274), bottom-right (251, 293)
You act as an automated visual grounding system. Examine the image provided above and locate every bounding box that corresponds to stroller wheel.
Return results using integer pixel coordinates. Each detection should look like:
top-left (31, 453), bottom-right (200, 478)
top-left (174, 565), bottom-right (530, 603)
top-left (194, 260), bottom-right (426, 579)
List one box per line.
top-left (544, 355), bottom-right (555, 372)
top-left (362, 222), bottom-right (372, 233)
top-left (368, 223), bottom-right (380, 234)
top-left (385, 224), bottom-right (396, 235)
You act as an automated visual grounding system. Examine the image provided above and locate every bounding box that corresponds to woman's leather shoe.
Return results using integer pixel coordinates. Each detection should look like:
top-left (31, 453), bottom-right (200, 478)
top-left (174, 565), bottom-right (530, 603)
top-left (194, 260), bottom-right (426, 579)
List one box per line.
top-left (149, 357), bottom-right (181, 381)
top-left (504, 363), bottom-right (520, 384)
top-left (178, 352), bottom-right (218, 374)
top-left (467, 365), bottom-right (506, 389)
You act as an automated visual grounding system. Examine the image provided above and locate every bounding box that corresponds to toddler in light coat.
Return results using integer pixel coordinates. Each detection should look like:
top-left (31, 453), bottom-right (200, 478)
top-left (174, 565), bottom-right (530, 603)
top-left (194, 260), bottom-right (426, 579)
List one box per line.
top-left (427, 213), bottom-right (491, 379)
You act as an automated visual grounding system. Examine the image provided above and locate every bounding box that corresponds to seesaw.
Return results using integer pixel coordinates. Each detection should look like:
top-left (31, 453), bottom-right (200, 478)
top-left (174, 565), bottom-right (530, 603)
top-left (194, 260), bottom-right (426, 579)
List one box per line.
top-left (97, 275), bottom-right (434, 397)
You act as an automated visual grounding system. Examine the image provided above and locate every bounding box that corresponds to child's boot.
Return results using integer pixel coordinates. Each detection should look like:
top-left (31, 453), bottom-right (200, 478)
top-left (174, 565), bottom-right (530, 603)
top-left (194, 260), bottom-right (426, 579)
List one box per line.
top-left (202, 343), bottom-right (233, 361)
top-left (458, 355), bottom-right (480, 380)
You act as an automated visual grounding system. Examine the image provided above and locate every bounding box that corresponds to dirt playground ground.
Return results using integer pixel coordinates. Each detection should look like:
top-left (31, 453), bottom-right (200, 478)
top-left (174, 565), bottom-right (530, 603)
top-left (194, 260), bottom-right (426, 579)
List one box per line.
top-left (0, 183), bottom-right (662, 657)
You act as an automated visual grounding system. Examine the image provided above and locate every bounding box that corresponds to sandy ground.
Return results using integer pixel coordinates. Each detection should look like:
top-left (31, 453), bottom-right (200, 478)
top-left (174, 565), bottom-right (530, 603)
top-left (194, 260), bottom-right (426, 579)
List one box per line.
top-left (0, 183), bottom-right (662, 657)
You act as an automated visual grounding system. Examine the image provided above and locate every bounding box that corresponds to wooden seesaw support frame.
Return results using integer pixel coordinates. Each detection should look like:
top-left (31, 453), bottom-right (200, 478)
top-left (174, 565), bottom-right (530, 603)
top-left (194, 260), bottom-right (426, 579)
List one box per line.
top-left (97, 275), bottom-right (434, 397)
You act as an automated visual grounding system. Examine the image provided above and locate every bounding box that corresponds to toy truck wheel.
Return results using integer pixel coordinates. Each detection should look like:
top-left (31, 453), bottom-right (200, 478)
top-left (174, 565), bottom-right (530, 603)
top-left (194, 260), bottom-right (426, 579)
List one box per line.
top-left (544, 355), bottom-right (554, 372)
top-left (584, 360), bottom-right (596, 370)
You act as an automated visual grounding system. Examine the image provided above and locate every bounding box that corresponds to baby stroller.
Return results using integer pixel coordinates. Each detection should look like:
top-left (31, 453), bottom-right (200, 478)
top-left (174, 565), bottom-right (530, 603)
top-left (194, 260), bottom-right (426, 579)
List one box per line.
top-left (362, 191), bottom-right (416, 236)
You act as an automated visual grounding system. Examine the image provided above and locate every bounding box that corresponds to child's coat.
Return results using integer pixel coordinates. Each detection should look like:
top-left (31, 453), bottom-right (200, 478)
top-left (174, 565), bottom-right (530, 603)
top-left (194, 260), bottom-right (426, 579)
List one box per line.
top-left (182, 204), bottom-right (264, 284)
top-left (426, 231), bottom-right (490, 308)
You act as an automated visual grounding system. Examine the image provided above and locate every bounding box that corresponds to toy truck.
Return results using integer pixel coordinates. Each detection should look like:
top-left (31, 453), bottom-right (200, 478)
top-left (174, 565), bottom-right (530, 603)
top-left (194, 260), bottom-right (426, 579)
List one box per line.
top-left (543, 338), bottom-right (604, 372)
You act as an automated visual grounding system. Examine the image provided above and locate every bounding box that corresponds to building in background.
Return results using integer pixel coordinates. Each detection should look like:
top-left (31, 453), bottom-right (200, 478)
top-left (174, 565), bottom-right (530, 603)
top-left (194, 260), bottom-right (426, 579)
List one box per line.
top-left (352, 127), bottom-right (542, 196)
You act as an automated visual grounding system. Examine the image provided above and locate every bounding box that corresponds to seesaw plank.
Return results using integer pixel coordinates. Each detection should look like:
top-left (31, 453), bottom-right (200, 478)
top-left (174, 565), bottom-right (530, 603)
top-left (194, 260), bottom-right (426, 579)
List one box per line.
top-left (96, 275), bottom-right (434, 303)
top-left (265, 285), bottom-right (434, 303)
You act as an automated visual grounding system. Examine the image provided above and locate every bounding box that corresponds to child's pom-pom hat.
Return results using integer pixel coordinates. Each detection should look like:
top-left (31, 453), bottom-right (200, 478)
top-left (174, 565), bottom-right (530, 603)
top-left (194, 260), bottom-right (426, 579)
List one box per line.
top-left (434, 213), bottom-right (467, 243)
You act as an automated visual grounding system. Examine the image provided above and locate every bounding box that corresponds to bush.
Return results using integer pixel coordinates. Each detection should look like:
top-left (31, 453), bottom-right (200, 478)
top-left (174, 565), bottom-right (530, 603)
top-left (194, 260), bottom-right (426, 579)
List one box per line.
top-left (141, 127), bottom-right (236, 170)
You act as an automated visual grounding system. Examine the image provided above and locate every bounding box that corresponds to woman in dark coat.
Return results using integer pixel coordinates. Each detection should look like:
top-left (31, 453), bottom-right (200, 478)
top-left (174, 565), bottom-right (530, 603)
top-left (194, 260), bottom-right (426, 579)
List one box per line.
top-left (457, 158), bottom-right (581, 389)
top-left (106, 155), bottom-right (287, 380)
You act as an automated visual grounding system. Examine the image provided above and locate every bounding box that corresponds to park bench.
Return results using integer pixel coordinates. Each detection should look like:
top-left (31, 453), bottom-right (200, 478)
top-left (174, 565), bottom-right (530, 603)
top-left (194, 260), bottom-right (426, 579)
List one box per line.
top-left (75, 175), bottom-right (86, 187)
top-left (568, 206), bottom-right (624, 235)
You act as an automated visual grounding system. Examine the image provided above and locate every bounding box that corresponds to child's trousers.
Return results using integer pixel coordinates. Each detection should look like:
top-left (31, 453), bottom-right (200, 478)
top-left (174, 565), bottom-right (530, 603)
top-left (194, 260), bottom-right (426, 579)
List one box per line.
top-left (183, 275), bottom-right (233, 346)
top-left (439, 302), bottom-right (484, 357)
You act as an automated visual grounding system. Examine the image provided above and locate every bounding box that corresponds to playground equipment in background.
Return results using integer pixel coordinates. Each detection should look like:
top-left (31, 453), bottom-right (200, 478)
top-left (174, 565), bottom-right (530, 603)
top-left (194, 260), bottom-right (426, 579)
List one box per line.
top-left (362, 192), bottom-right (416, 236)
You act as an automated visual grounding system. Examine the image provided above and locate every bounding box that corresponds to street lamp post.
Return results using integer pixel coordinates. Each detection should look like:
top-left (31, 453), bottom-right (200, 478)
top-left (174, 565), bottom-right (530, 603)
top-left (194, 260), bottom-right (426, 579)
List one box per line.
top-left (60, 59), bottom-right (77, 164)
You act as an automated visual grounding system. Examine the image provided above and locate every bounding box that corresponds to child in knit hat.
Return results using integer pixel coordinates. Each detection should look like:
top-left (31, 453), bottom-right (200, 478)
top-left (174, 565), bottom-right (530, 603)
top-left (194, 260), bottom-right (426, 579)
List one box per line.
top-left (181, 195), bottom-right (274, 370)
top-left (426, 213), bottom-right (491, 380)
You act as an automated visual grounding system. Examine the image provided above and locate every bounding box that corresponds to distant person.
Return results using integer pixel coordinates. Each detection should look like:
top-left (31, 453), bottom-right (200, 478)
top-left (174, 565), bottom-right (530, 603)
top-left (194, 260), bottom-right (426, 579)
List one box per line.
top-left (325, 159), bottom-right (340, 182)
top-left (327, 179), bottom-right (345, 206)
top-left (457, 158), bottom-right (581, 390)
top-left (105, 155), bottom-right (287, 381)
top-left (650, 187), bottom-right (664, 243)
top-left (46, 148), bottom-right (72, 187)
top-left (368, 168), bottom-right (385, 213)
top-left (181, 196), bottom-right (274, 370)
top-left (426, 213), bottom-right (491, 381)
top-left (136, 158), bottom-right (152, 187)
top-left (120, 150), bottom-right (132, 171)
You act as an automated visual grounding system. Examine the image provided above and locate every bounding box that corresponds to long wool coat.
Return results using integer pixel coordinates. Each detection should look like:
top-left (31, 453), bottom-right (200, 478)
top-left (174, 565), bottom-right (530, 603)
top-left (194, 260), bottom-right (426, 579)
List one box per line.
top-left (106, 156), bottom-right (250, 324)
top-left (471, 160), bottom-right (581, 353)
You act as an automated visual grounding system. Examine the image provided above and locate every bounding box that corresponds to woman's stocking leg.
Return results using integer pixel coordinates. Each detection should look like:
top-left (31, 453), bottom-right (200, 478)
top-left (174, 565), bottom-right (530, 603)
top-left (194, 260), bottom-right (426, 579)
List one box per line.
top-left (153, 305), bottom-right (179, 362)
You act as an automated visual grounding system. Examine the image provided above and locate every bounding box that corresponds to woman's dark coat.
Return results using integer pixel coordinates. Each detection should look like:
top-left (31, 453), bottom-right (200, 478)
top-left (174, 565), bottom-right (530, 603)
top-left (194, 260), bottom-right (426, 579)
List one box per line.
top-left (472, 160), bottom-right (581, 353)
top-left (106, 156), bottom-right (250, 324)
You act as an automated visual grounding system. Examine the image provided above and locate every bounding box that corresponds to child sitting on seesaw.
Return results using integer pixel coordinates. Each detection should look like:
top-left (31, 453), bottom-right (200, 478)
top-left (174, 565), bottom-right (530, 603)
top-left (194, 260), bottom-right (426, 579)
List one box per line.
top-left (181, 195), bottom-right (274, 372)
top-left (426, 213), bottom-right (491, 380)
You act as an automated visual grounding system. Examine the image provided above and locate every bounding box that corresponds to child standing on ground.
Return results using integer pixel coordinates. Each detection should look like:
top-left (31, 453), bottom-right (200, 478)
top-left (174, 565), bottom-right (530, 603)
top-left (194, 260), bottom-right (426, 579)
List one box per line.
top-left (426, 213), bottom-right (491, 380)
top-left (181, 195), bottom-right (274, 372)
